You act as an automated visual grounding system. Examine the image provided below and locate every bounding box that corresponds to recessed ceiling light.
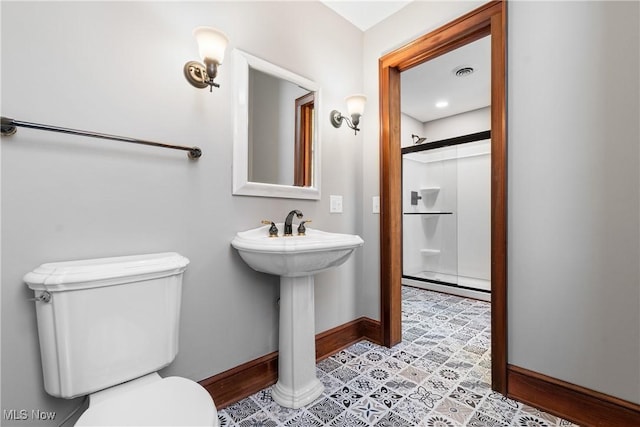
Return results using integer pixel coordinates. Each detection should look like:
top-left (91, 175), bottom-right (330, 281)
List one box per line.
top-left (435, 100), bottom-right (449, 108)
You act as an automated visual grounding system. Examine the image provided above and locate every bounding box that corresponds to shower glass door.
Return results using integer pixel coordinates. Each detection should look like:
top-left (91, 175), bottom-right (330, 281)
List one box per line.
top-left (402, 135), bottom-right (492, 299)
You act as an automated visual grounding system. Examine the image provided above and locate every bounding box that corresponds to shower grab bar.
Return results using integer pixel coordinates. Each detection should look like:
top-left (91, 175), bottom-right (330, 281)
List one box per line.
top-left (0, 116), bottom-right (202, 159)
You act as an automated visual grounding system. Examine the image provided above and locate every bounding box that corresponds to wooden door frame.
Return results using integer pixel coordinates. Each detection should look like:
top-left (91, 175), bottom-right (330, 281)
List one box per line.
top-left (378, 0), bottom-right (507, 393)
top-left (294, 92), bottom-right (315, 187)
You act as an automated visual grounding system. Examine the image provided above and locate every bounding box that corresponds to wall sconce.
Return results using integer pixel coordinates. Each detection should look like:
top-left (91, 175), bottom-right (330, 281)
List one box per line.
top-left (184, 26), bottom-right (229, 92)
top-left (330, 94), bottom-right (367, 135)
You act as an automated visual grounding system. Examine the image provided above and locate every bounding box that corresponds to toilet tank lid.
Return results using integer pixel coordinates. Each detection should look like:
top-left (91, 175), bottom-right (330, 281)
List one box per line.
top-left (24, 252), bottom-right (189, 291)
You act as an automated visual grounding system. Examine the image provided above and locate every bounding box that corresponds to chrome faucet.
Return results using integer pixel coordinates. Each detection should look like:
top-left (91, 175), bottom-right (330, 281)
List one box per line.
top-left (284, 210), bottom-right (303, 236)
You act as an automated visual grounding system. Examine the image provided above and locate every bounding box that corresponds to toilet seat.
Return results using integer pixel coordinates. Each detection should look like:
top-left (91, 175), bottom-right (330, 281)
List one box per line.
top-left (75, 373), bottom-right (218, 426)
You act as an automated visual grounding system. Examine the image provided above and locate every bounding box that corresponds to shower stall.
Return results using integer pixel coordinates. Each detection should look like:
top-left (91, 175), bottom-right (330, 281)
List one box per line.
top-left (402, 131), bottom-right (491, 301)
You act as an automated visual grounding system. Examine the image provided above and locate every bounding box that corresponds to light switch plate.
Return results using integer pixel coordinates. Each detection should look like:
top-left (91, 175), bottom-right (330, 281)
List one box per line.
top-left (372, 196), bottom-right (380, 214)
top-left (330, 195), bottom-right (343, 213)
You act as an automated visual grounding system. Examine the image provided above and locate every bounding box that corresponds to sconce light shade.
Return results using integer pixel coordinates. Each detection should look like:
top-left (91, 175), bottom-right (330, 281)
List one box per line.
top-left (193, 26), bottom-right (229, 64)
top-left (330, 94), bottom-right (367, 135)
top-left (184, 26), bottom-right (229, 92)
top-left (346, 94), bottom-right (366, 117)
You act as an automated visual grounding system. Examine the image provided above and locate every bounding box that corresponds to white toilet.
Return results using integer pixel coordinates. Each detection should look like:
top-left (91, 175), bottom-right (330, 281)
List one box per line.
top-left (24, 252), bottom-right (218, 426)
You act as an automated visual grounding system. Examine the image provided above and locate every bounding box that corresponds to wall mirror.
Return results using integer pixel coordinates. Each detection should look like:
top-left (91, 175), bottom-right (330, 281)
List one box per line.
top-left (232, 49), bottom-right (321, 199)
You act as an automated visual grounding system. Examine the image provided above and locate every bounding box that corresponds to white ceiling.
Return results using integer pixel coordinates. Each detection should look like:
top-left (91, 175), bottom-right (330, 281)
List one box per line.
top-left (320, 1), bottom-right (412, 31)
top-left (321, 1), bottom-right (490, 124)
top-left (401, 36), bottom-right (491, 123)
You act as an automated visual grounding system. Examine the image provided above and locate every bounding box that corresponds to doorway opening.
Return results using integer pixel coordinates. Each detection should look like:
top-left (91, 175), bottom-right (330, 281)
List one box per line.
top-left (378, 1), bottom-right (507, 393)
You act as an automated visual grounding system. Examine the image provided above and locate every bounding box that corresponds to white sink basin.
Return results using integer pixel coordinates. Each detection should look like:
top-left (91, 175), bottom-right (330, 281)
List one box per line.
top-left (231, 224), bottom-right (363, 277)
top-left (231, 223), bottom-right (363, 408)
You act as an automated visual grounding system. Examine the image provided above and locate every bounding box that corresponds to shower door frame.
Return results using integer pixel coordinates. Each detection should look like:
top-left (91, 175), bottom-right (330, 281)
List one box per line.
top-left (378, 0), bottom-right (507, 393)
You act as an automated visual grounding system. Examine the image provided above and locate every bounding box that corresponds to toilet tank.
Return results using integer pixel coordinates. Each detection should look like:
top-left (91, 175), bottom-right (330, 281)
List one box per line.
top-left (24, 252), bottom-right (189, 399)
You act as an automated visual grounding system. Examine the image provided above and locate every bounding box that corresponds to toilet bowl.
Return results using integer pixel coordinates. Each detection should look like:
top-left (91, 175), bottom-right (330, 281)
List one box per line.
top-left (75, 373), bottom-right (217, 426)
top-left (24, 252), bottom-right (218, 426)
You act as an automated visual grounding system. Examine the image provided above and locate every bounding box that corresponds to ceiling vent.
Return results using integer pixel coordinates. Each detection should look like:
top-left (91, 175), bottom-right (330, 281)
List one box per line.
top-left (453, 66), bottom-right (474, 77)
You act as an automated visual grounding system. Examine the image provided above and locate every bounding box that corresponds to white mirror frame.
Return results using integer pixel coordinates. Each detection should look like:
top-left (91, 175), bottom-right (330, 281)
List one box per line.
top-left (232, 49), bottom-right (321, 199)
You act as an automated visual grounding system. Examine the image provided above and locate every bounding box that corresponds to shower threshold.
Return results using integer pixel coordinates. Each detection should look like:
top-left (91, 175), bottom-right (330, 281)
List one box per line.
top-left (402, 271), bottom-right (490, 301)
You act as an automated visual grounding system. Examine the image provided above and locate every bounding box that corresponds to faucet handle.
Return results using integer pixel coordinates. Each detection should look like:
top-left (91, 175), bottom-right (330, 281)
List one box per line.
top-left (297, 220), bottom-right (311, 236)
top-left (261, 220), bottom-right (279, 237)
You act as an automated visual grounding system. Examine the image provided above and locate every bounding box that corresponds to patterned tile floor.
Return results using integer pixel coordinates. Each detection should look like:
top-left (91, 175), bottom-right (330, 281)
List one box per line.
top-left (218, 287), bottom-right (578, 426)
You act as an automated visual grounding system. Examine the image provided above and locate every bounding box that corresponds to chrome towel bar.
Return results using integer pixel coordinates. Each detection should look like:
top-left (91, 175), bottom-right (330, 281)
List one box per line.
top-left (1, 116), bottom-right (202, 159)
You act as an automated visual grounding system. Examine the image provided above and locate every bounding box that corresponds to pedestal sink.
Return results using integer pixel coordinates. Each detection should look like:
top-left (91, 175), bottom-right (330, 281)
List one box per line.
top-left (231, 224), bottom-right (363, 408)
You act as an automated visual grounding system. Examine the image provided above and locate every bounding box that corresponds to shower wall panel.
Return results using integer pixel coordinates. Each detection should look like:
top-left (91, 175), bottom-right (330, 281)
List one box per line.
top-left (402, 158), bottom-right (428, 275)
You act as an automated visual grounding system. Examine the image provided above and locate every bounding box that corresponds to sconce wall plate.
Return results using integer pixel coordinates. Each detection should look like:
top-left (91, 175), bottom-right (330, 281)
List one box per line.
top-left (184, 61), bottom-right (210, 89)
top-left (329, 110), bottom-right (344, 128)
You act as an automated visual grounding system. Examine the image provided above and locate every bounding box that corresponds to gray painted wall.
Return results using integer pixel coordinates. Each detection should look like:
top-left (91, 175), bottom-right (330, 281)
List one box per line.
top-left (362, 0), bottom-right (639, 405)
top-left (1, 1), bottom-right (363, 422)
top-left (507, 1), bottom-right (639, 404)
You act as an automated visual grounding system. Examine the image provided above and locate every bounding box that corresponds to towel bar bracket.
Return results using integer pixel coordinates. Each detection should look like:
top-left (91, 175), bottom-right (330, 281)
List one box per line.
top-left (1, 118), bottom-right (17, 136)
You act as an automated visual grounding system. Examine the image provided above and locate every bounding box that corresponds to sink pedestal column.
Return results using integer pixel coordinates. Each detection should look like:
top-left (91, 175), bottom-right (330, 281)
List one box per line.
top-left (272, 275), bottom-right (324, 408)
